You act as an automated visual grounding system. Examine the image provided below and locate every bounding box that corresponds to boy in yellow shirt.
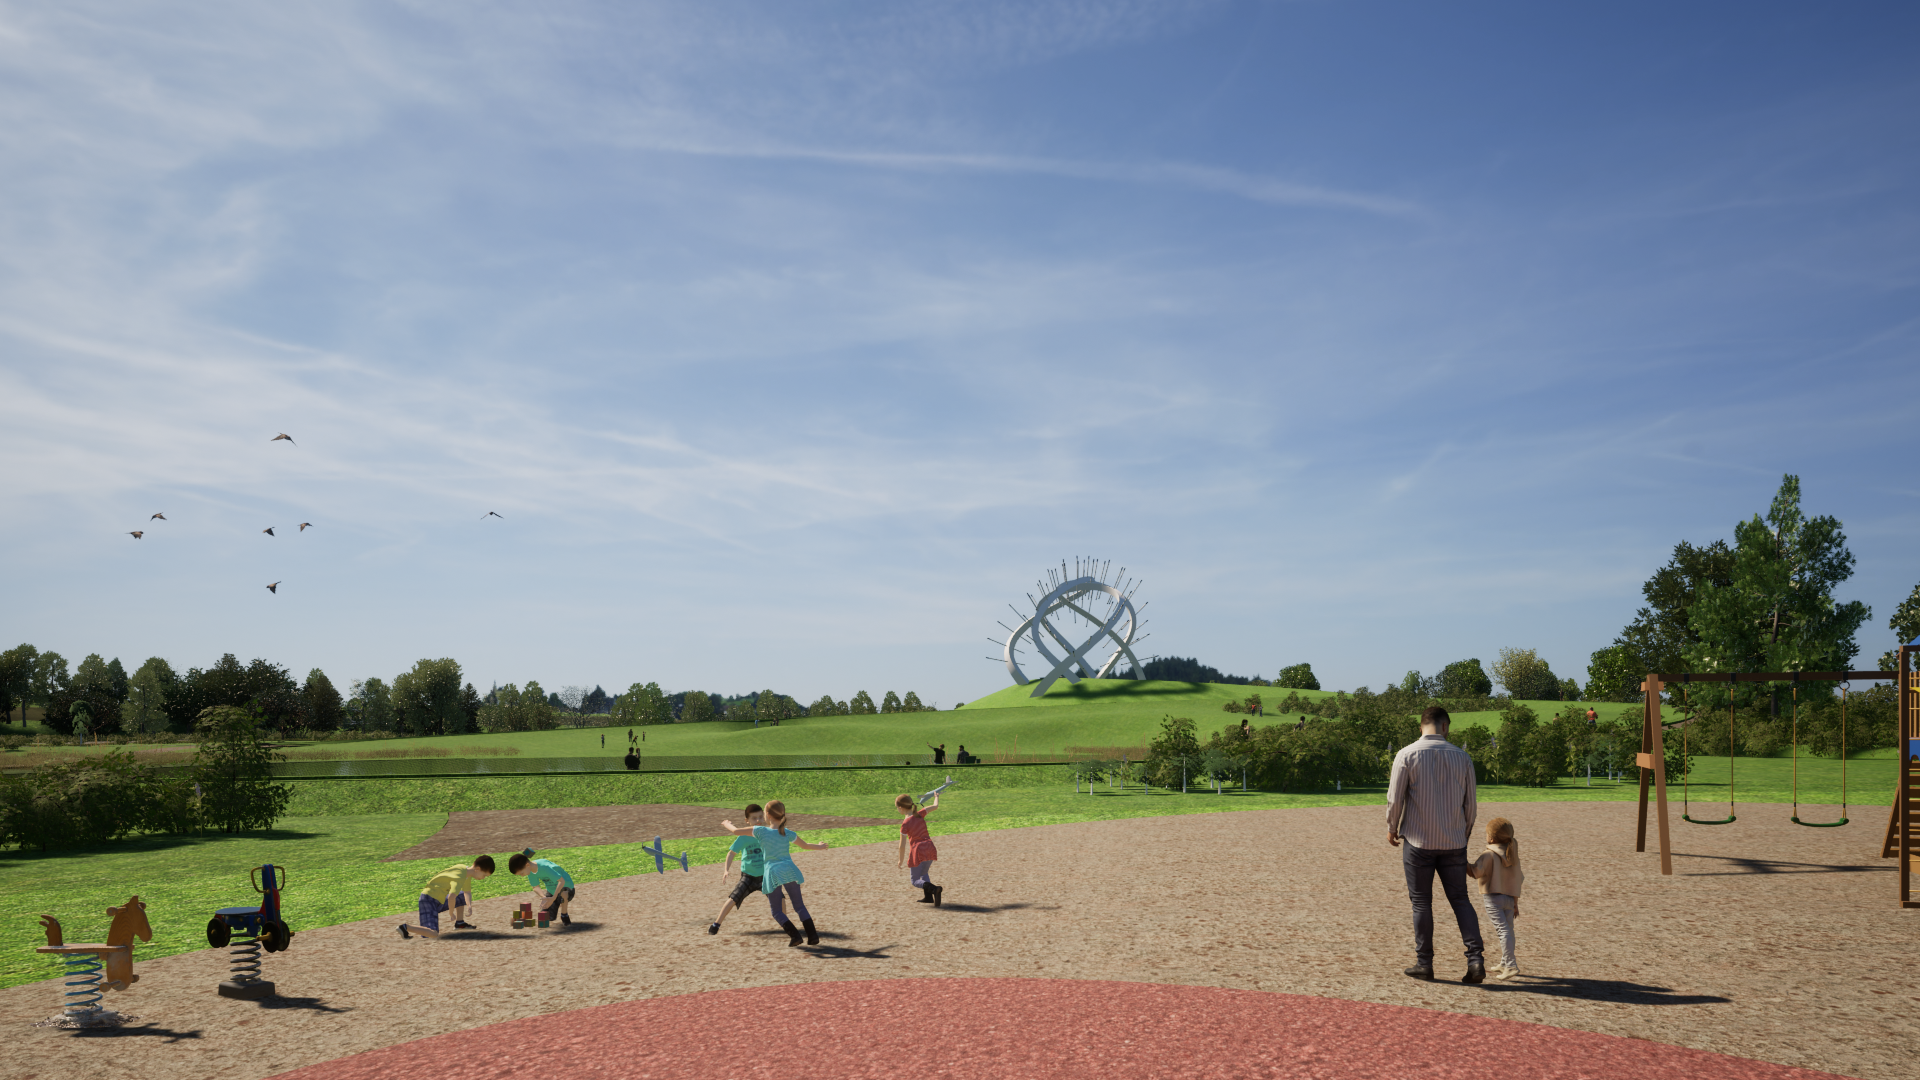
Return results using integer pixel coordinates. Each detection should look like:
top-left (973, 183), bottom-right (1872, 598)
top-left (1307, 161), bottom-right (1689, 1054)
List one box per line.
top-left (398, 855), bottom-right (495, 939)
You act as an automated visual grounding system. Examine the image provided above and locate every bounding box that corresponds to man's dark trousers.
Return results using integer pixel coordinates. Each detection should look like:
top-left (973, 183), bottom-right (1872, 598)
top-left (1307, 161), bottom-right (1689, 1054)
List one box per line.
top-left (1403, 842), bottom-right (1484, 965)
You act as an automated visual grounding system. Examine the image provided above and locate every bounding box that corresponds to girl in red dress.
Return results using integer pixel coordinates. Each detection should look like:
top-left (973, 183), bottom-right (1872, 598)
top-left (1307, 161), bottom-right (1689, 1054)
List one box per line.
top-left (895, 792), bottom-right (942, 906)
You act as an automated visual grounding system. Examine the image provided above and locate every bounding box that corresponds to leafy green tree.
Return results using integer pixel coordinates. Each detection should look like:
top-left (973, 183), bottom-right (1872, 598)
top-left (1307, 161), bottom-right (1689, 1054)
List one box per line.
top-left (70, 700), bottom-right (94, 741)
top-left (754, 690), bottom-right (800, 722)
top-left (1611, 539), bottom-right (1737, 681)
top-left (355, 676), bottom-right (397, 732)
top-left (392, 658), bottom-right (467, 735)
top-left (1491, 647), bottom-right (1561, 700)
top-left (808, 695), bottom-right (846, 716)
top-left (476, 682), bottom-right (557, 732)
top-left (849, 690), bottom-right (878, 715)
top-left (303, 669), bottom-right (345, 731)
top-left (0, 644), bottom-right (37, 725)
top-left (1877, 581), bottom-right (1920, 674)
top-left (1275, 663), bottom-right (1320, 691)
top-left (880, 690), bottom-right (903, 714)
top-left (124, 657), bottom-right (177, 734)
top-left (902, 691), bottom-right (925, 712)
top-left (32, 651), bottom-right (68, 716)
top-left (192, 705), bottom-right (292, 833)
top-left (1142, 714), bottom-right (1202, 789)
top-left (613, 682), bottom-right (673, 726)
top-left (1584, 644), bottom-right (1644, 703)
top-left (1684, 475), bottom-right (1868, 702)
top-left (1438, 658), bottom-right (1492, 698)
top-left (679, 690), bottom-right (715, 723)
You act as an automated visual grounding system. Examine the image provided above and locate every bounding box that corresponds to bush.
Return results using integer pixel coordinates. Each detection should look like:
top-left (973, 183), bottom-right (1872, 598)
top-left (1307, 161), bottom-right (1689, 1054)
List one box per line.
top-left (1439, 659), bottom-right (1493, 698)
top-left (0, 749), bottom-right (198, 850)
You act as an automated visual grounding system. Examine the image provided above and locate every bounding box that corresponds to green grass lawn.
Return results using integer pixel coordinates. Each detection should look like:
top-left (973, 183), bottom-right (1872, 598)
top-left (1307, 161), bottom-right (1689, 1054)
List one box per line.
top-left (0, 682), bottom-right (1639, 770)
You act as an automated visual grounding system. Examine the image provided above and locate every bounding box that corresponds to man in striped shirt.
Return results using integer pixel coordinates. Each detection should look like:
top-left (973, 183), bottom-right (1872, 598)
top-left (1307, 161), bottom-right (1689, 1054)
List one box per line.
top-left (1387, 705), bottom-right (1485, 984)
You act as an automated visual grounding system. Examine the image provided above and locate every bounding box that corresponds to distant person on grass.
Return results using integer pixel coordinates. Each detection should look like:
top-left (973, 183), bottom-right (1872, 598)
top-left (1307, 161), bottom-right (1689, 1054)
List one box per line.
top-left (509, 848), bottom-right (576, 926)
top-left (710, 804), bottom-right (768, 935)
top-left (398, 855), bottom-right (494, 939)
top-left (928, 743), bottom-right (946, 765)
top-left (1386, 705), bottom-right (1485, 984)
top-left (719, 800), bottom-right (829, 947)
top-left (896, 791), bottom-right (943, 906)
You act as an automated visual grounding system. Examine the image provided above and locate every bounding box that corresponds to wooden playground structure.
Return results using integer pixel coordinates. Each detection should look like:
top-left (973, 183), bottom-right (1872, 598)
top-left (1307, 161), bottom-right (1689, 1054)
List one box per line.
top-left (1634, 642), bottom-right (1917, 908)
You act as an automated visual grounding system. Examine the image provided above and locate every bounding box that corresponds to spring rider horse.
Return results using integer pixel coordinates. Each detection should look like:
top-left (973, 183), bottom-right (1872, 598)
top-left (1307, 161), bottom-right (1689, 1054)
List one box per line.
top-left (36, 896), bottom-right (152, 1027)
top-left (206, 864), bottom-right (294, 1000)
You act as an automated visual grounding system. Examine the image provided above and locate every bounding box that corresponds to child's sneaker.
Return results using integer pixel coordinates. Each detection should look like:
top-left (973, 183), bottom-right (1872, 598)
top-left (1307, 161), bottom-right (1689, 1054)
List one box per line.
top-left (707, 922), bottom-right (720, 935)
top-left (560, 913), bottom-right (571, 926)
top-left (396, 925), bottom-right (411, 940)
top-left (453, 920), bottom-right (475, 930)
top-left (1492, 962), bottom-right (1517, 980)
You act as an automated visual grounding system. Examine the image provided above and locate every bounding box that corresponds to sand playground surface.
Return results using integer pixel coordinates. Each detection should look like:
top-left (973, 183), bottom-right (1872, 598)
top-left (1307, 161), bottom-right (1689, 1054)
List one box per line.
top-left (2, 800), bottom-right (1912, 1079)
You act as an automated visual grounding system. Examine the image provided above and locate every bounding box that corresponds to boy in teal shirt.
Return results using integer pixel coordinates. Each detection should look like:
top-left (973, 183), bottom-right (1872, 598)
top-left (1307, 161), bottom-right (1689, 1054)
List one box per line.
top-left (508, 849), bottom-right (576, 926)
top-left (709, 803), bottom-right (766, 935)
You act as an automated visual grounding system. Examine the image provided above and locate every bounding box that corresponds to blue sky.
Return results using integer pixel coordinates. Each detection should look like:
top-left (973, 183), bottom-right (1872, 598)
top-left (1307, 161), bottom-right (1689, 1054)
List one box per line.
top-left (2, 1), bottom-right (1916, 708)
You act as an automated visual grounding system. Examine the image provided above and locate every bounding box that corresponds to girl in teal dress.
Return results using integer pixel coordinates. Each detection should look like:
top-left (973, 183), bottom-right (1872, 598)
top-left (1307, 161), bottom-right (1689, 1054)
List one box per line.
top-left (720, 800), bottom-right (830, 946)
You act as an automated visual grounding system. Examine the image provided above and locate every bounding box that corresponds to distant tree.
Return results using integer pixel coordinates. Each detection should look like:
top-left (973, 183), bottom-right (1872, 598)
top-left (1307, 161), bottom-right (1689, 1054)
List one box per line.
top-left (70, 700), bottom-right (94, 741)
top-left (1612, 539), bottom-right (1737, 684)
top-left (1684, 476), bottom-right (1868, 706)
top-left (1437, 659), bottom-right (1493, 698)
top-left (105, 658), bottom-right (129, 703)
top-left (193, 705), bottom-right (292, 833)
top-left (557, 686), bottom-right (588, 713)
top-left (33, 651), bottom-right (69, 719)
top-left (124, 657), bottom-right (178, 734)
top-left (808, 695), bottom-right (847, 716)
top-left (680, 691), bottom-right (715, 723)
top-left (1878, 580), bottom-right (1920, 674)
top-left (902, 691), bottom-right (925, 712)
top-left (1142, 657), bottom-right (1255, 684)
top-left (583, 685), bottom-right (609, 714)
top-left (1142, 714), bottom-right (1202, 790)
top-left (0, 644), bottom-right (37, 724)
top-left (880, 690), bottom-right (903, 714)
top-left (849, 690), bottom-right (877, 715)
top-left (302, 669), bottom-right (345, 731)
top-left (1491, 648), bottom-right (1561, 701)
top-left (1275, 663), bottom-right (1320, 691)
top-left (1559, 677), bottom-right (1580, 701)
top-left (354, 676), bottom-right (397, 732)
top-left (548, 692), bottom-right (563, 709)
top-left (460, 682), bottom-right (483, 729)
top-left (393, 658), bottom-right (467, 735)
top-left (1584, 644), bottom-right (1645, 703)
top-left (63, 653), bottom-right (127, 735)
top-left (477, 682), bottom-right (558, 732)
top-left (613, 682), bottom-right (673, 726)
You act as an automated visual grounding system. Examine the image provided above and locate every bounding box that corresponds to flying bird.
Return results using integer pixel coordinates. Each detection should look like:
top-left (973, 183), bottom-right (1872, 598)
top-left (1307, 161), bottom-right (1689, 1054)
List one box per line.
top-left (267, 581), bottom-right (281, 594)
top-left (298, 522), bottom-right (313, 531)
top-left (129, 531), bottom-right (143, 539)
top-left (150, 513), bottom-right (166, 521)
top-left (485, 511), bottom-right (503, 519)
top-left (271, 433), bottom-right (295, 445)
top-left (263, 527), bottom-right (275, 536)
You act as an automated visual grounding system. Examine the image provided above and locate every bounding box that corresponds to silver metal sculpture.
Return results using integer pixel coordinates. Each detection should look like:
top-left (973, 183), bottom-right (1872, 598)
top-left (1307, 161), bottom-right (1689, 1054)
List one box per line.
top-left (989, 558), bottom-right (1150, 697)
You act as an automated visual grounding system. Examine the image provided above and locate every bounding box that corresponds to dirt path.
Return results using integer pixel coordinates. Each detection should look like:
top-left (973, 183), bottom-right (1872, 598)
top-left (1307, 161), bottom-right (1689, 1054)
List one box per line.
top-left (383, 803), bottom-right (895, 862)
top-left (2, 800), bottom-right (1910, 1080)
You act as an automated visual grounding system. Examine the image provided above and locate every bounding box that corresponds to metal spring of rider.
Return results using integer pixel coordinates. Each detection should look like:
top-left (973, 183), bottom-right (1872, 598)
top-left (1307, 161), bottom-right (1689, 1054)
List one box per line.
top-left (228, 934), bottom-right (263, 984)
top-left (61, 953), bottom-right (104, 1014)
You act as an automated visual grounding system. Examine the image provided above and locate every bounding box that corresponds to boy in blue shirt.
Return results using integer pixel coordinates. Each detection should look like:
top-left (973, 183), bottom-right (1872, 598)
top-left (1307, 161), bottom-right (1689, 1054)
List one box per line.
top-left (709, 803), bottom-right (766, 935)
top-left (508, 849), bottom-right (576, 926)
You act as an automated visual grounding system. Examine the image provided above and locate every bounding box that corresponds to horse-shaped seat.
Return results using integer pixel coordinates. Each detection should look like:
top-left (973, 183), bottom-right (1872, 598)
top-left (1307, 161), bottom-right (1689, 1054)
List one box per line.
top-left (37, 897), bottom-right (151, 992)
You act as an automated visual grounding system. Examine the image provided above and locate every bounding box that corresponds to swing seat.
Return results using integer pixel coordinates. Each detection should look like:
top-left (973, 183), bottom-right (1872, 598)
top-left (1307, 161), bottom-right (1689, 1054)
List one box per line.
top-left (1789, 815), bottom-right (1847, 828)
top-left (1682, 812), bottom-right (1736, 825)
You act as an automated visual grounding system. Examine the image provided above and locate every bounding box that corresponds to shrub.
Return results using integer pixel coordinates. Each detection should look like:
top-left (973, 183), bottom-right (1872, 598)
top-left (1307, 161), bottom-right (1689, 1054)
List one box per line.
top-left (0, 749), bottom-right (198, 850)
top-left (193, 705), bottom-right (292, 833)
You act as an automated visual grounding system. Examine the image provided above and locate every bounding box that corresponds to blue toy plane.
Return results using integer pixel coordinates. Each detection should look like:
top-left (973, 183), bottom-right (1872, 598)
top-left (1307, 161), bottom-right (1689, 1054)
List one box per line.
top-left (642, 836), bottom-right (688, 874)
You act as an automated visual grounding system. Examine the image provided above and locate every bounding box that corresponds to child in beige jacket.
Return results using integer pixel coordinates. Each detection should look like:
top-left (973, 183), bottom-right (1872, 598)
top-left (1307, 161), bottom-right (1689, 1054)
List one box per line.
top-left (1466, 817), bottom-right (1524, 979)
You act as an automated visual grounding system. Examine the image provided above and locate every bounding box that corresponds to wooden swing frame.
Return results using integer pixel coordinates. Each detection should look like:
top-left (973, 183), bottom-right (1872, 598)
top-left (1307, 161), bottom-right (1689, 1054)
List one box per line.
top-left (1636, 660), bottom-right (1910, 908)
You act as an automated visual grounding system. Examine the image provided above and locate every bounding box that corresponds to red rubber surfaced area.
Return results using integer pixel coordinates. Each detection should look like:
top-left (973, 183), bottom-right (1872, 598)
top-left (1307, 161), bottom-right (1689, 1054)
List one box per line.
top-left (266, 978), bottom-right (1846, 1080)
